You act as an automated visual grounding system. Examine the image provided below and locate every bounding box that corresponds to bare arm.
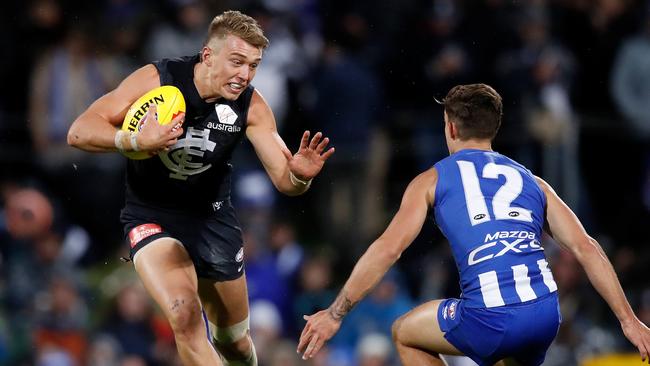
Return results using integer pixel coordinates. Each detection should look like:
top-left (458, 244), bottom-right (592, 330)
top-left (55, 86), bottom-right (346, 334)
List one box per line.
top-left (536, 176), bottom-right (650, 362)
top-left (246, 90), bottom-right (334, 196)
top-left (298, 168), bottom-right (438, 359)
top-left (67, 64), bottom-right (183, 153)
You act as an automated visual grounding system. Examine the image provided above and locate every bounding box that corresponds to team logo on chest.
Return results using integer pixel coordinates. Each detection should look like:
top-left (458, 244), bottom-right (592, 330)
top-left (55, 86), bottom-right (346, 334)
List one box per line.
top-left (160, 127), bottom-right (216, 180)
top-left (206, 104), bottom-right (241, 132)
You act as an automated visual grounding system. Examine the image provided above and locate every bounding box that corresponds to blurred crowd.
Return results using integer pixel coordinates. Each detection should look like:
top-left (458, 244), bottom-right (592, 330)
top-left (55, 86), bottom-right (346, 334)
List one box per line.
top-left (1, 0), bottom-right (649, 365)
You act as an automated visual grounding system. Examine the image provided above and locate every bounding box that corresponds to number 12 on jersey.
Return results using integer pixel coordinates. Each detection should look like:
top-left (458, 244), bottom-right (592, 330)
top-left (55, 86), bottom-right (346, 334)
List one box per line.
top-left (457, 161), bottom-right (533, 226)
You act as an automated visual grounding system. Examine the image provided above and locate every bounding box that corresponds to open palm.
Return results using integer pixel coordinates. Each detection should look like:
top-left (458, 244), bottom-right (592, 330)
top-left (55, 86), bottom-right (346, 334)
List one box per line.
top-left (286, 131), bottom-right (335, 180)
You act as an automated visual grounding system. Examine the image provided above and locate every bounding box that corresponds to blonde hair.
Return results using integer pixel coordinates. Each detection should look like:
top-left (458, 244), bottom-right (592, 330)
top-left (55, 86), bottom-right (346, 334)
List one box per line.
top-left (205, 10), bottom-right (269, 50)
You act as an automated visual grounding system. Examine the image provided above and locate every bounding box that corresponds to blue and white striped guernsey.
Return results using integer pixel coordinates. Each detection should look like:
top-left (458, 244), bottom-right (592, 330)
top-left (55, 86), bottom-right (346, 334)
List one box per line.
top-left (433, 149), bottom-right (557, 308)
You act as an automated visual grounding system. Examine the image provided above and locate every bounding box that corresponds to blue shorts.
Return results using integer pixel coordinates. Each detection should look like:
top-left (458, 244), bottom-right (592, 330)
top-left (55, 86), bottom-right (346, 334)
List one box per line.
top-left (437, 293), bottom-right (561, 366)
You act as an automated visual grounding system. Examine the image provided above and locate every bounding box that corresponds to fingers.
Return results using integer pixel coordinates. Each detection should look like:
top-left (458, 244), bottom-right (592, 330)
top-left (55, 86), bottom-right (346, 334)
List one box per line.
top-left (309, 132), bottom-right (323, 150)
top-left (321, 147), bottom-right (336, 160)
top-left (302, 333), bottom-right (321, 360)
top-left (636, 323), bottom-right (650, 363)
top-left (166, 112), bottom-right (185, 130)
top-left (170, 112), bottom-right (185, 132)
top-left (165, 138), bottom-right (178, 147)
top-left (171, 111), bottom-right (185, 124)
top-left (310, 132), bottom-right (334, 158)
top-left (298, 130), bottom-right (335, 156)
top-left (170, 126), bottom-right (183, 139)
top-left (302, 131), bottom-right (334, 157)
top-left (299, 130), bottom-right (311, 150)
top-left (298, 329), bottom-right (322, 360)
top-left (161, 113), bottom-right (184, 144)
top-left (297, 334), bottom-right (309, 355)
top-left (297, 313), bottom-right (331, 360)
top-left (297, 316), bottom-right (312, 354)
top-left (315, 137), bottom-right (329, 154)
top-left (137, 109), bottom-right (183, 151)
top-left (143, 104), bottom-right (158, 126)
top-left (143, 108), bottom-right (183, 133)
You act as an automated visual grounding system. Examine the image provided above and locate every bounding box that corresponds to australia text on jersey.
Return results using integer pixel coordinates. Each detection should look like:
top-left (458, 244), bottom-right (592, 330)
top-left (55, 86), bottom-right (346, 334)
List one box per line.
top-left (207, 121), bottom-right (241, 132)
top-left (208, 104), bottom-right (241, 132)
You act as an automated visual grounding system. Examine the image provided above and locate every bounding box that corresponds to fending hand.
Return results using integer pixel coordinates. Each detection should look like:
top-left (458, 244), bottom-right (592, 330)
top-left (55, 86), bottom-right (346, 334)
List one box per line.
top-left (297, 309), bottom-right (341, 360)
top-left (282, 131), bottom-right (335, 181)
top-left (621, 318), bottom-right (650, 363)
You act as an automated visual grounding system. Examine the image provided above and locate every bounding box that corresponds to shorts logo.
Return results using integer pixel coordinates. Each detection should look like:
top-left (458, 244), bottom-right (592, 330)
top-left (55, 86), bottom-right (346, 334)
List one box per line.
top-left (128, 223), bottom-right (162, 248)
top-left (447, 300), bottom-right (458, 320)
top-left (235, 247), bottom-right (244, 262)
top-left (212, 201), bottom-right (223, 211)
top-left (235, 247), bottom-right (244, 272)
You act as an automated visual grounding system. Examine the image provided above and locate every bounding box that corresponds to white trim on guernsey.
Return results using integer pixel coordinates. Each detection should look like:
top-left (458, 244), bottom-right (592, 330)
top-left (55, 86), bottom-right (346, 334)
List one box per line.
top-left (512, 264), bottom-right (537, 302)
top-left (537, 259), bottom-right (558, 292)
top-left (479, 271), bottom-right (506, 307)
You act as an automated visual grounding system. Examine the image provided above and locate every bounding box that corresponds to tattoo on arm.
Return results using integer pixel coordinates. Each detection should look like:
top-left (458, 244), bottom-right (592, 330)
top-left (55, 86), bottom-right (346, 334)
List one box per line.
top-left (328, 291), bottom-right (355, 321)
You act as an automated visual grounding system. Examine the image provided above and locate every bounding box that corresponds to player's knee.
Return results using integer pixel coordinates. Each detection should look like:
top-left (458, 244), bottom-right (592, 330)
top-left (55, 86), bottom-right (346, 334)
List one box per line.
top-left (165, 295), bottom-right (203, 339)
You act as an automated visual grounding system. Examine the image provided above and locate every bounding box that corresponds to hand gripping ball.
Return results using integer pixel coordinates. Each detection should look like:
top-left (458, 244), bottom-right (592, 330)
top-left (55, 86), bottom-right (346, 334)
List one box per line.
top-left (120, 85), bottom-right (186, 160)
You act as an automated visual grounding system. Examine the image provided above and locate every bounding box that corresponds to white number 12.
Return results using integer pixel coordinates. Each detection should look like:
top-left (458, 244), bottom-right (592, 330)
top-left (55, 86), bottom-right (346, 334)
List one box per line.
top-left (456, 161), bottom-right (533, 226)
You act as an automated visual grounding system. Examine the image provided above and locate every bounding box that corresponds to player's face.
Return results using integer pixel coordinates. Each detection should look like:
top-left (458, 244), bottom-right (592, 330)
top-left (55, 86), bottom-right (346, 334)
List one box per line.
top-left (208, 35), bottom-right (262, 100)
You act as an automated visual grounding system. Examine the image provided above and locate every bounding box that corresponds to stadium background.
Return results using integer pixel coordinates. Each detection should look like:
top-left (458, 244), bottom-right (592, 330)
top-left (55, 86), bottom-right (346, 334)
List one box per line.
top-left (0, 0), bottom-right (649, 365)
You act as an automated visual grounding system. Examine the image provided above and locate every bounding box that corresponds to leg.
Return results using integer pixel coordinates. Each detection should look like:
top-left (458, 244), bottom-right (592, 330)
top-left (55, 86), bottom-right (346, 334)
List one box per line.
top-left (134, 238), bottom-right (222, 366)
top-left (392, 300), bottom-right (463, 366)
top-left (199, 275), bottom-right (256, 365)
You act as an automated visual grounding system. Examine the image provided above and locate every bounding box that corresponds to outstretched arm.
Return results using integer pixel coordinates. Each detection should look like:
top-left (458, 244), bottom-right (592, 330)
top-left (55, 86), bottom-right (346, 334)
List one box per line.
top-left (297, 168), bottom-right (438, 359)
top-left (536, 177), bottom-right (650, 363)
top-left (246, 90), bottom-right (334, 196)
top-left (67, 64), bottom-right (184, 154)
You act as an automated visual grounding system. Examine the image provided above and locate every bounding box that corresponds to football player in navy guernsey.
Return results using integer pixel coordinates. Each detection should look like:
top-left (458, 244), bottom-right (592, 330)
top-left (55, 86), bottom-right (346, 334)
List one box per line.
top-left (67, 10), bottom-right (334, 366)
top-left (298, 83), bottom-right (650, 365)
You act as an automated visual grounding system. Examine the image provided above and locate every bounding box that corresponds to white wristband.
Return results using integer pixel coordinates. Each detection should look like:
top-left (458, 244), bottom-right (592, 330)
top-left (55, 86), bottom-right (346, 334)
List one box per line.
top-left (115, 130), bottom-right (127, 152)
top-left (289, 171), bottom-right (312, 189)
top-left (130, 132), bottom-right (140, 151)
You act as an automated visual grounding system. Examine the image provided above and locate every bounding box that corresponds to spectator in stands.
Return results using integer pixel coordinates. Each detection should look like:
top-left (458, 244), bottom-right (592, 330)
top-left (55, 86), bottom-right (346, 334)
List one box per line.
top-left (33, 275), bottom-right (89, 365)
top-left (293, 255), bottom-right (336, 336)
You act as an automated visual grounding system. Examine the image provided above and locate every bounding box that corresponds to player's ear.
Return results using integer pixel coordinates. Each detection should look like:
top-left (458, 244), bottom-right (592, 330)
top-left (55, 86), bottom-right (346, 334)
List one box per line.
top-left (448, 120), bottom-right (458, 140)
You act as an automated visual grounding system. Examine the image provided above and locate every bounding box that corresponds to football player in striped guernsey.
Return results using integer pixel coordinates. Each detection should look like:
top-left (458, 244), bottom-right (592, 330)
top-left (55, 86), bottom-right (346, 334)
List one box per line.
top-left (298, 84), bottom-right (650, 365)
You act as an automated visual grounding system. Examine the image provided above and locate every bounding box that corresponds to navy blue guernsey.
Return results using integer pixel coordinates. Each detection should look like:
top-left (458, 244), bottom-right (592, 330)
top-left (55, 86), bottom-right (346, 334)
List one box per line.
top-left (125, 55), bottom-right (254, 214)
top-left (433, 149), bottom-right (557, 308)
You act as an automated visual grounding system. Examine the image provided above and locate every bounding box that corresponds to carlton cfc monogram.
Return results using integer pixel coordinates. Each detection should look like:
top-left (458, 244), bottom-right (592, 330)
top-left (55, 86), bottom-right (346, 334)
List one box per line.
top-left (160, 127), bottom-right (217, 180)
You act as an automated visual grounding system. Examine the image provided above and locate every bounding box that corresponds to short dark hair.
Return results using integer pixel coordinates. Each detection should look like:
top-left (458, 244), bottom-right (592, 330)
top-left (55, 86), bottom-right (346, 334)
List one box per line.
top-left (440, 83), bottom-right (503, 141)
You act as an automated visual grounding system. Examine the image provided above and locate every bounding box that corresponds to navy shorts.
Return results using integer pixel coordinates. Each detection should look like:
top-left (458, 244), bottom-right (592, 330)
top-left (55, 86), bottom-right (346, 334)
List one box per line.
top-left (437, 293), bottom-right (561, 366)
top-left (120, 200), bottom-right (244, 281)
